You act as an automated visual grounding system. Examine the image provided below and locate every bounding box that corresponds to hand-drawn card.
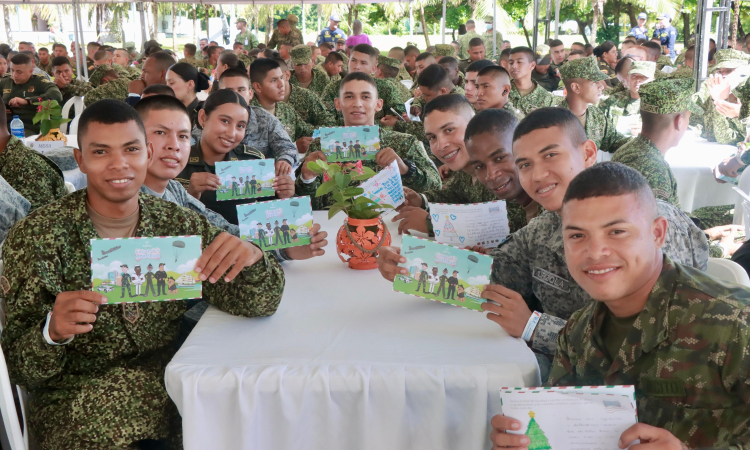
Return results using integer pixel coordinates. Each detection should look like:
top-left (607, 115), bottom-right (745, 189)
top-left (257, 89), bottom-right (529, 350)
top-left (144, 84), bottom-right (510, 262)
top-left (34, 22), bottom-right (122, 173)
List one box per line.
top-left (429, 200), bottom-right (510, 248)
top-left (393, 235), bottom-right (493, 311)
top-left (357, 160), bottom-right (405, 209)
top-left (319, 126), bottom-right (380, 162)
top-left (236, 197), bottom-right (314, 251)
top-left (500, 389), bottom-right (638, 450)
top-left (214, 160), bottom-right (276, 201)
top-left (90, 236), bottom-right (202, 304)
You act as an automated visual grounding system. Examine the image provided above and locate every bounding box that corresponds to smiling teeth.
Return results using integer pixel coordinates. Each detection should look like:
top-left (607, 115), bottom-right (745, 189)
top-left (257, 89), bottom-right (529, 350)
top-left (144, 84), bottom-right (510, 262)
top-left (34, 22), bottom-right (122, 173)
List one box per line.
top-left (111, 179), bottom-right (129, 184)
top-left (162, 158), bottom-right (178, 163)
top-left (538, 184), bottom-right (556, 194)
top-left (587, 268), bottom-right (615, 274)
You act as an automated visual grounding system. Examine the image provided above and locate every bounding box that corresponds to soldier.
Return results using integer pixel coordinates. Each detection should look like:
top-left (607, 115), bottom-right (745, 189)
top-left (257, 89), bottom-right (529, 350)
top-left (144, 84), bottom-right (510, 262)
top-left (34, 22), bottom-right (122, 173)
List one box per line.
top-left (374, 55), bottom-right (412, 103)
top-left (531, 55), bottom-right (559, 92)
top-left (51, 42), bottom-right (68, 59)
top-left (0, 52), bottom-right (63, 135)
top-left (438, 56), bottom-right (465, 89)
top-left (612, 77), bottom-right (703, 209)
top-left (458, 38), bottom-right (487, 73)
top-left (320, 44), bottom-right (410, 125)
top-left (475, 65), bottom-right (524, 120)
top-left (403, 45), bottom-right (420, 78)
top-left (37, 47), bottom-right (52, 75)
top-left (112, 47), bottom-right (142, 80)
top-left (289, 44), bottom-right (330, 97)
top-left (457, 20), bottom-right (482, 60)
top-left (507, 46), bottom-right (561, 115)
top-left (119, 264), bottom-right (136, 299)
top-left (297, 72), bottom-right (441, 210)
top-left (433, 43), bottom-right (455, 59)
top-left (600, 60), bottom-right (654, 122)
top-left (127, 51), bottom-right (173, 105)
top-left (316, 14), bottom-right (347, 46)
top-left (558, 55), bottom-right (631, 152)
top-left (281, 65), bottom-right (336, 128)
top-left (482, 15), bottom-right (504, 61)
top-left (463, 59), bottom-right (496, 107)
top-left (234, 17), bottom-right (259, 52)
top-left (268, 15), bottom-right (304, 50)
top-left (51, 56), bottom-right (92, 103)
top-left (653, 12), bottom-right (677, 58)
top-left (82, 64), bottom-right (131, 107)
top-left (548, 38), bottom-right (567, 74)
top-left (178, 43), bottom-right (207, 70)
top-left (314, 50), bottom-right (344, 84)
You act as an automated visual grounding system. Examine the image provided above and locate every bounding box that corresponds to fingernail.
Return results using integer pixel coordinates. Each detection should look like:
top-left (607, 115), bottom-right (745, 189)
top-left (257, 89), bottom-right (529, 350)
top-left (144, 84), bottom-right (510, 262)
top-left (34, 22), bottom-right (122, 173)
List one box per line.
top-left (618, 439), bottom-right (624, 448)
top-left (200, 274), bottom-right (207, 281)
top-left (224, 277), bottom-right (230, 283)
top-left (520, 436), bottom-right (529, 444)
top-left (209, 277), bottom-right (216, 284)
top-left (512, 423), bottom-right (521, 430)
top-left (195, 267), bottom-right (201, 273)
top-left (400, 257), bottom-right (406, 262)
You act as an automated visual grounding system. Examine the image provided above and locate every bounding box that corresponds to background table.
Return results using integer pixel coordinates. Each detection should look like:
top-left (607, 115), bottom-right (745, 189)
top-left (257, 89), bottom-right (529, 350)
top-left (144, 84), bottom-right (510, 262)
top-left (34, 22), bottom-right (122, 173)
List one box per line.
top-left (165, 211), bottom-right (540, 450)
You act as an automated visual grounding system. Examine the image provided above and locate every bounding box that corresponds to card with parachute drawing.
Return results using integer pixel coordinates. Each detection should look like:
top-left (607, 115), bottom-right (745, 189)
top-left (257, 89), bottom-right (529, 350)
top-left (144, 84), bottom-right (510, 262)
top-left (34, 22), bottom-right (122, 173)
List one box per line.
top-left (236, 197), bottom-right (314, 251)
top-left (318, 126), bottom-right (380, 162)
top-left (214, 159), bottom-right (276, 201)
top-left (393, 235), bottom-right (493, 311)
top-left (90, 236), bottom-right (203, 304)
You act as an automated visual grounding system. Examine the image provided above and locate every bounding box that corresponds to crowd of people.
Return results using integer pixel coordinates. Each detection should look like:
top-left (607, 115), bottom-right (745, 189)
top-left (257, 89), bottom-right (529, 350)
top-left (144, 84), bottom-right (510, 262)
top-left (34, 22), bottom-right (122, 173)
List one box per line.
top-left (1, 10), bottom-right (750, 450)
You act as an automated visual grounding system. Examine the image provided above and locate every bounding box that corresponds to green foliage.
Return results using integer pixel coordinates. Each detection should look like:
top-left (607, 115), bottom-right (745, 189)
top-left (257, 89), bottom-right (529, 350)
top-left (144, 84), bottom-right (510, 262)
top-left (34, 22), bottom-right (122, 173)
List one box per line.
top-left (308, 159), bottom-right (394, 220)
top-left (32, 100), bottom-right (70, 136)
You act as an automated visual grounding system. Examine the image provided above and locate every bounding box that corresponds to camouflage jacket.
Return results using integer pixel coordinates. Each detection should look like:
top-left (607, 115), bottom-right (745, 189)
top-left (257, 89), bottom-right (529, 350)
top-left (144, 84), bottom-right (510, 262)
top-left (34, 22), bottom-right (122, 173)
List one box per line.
top-left (178, 56), bottom-right (209, 70)
top-left (295, 128), bottom-right (441, 210)
top-left (508, 80), bottom-right (562, 116)
top-left (458, 30), bottom-right (483, 59)
top-left (0, 190), bottom-right (284, 449)
top-left (733, 77), bottom-right (750, 120)
top-left (59, 78), bottom-right (93, 104)
top-left (38, 60), bottom-right (53, 76)
top-left (290, 68), bottom-right (330, 98)
top-left (286, 84), bottom-right (336, 128)
top-left (250, 98), bottom-right (314, 142)
top-left (489, 203), bottom-right (709, 356)
top-left (547, 256), bottom-right (750, 449)
top-left (397, 65), bottom-right (412, 82)
top-left (0, 136), bottom-right (67, 211)
top-left (267, 27), bottom-right (303, 50)
top-left (611, 135), bottom-right (680, 208)
top-left (321, 77), bottom-right (410, 125)
top-left (557, 98), bottom-right (631, 152)
top-left (113, 64), bottom-right (141, 81)
top-left (698, 97), bottom-right (745, 146)
top-left (0, 175), bottom-right (30, 257)
top-left (83, 77), bottom-right (130, 107)
top-left (235, 30), bottom-right (260, 51)
top-left (482, 30), bottom-right (504, 61)
top-left (656, 54), bottom-right (674, 70)
top-left (599, 89), bottom-right (641, 121)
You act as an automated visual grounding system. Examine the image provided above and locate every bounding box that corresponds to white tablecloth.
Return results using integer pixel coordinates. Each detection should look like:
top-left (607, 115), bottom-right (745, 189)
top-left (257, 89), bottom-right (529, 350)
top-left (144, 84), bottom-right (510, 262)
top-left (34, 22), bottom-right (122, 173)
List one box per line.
top-left (166, 211), bottom-right (540, 450)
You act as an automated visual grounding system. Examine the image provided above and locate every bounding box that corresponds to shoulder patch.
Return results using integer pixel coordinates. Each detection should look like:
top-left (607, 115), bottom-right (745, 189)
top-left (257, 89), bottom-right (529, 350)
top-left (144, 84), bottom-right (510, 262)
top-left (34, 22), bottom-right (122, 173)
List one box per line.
top-left (189, 157), bottom-right (200, 163)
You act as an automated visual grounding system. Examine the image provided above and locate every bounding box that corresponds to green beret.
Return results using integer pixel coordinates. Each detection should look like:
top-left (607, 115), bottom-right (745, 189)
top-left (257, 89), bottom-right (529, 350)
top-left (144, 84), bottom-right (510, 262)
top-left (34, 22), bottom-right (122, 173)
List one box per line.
top-left (434, 44), bottom-right (455, 58)
top-left (629, 61), bottom-right (656, 79)
top-left (88, 64), bottom-right (113, 88)
top-left (378, 55), bottom-right (402, 69)
top-left (286, 14), bottom-right (299, 24)
top-left (559, 56), bottom-right (609, 82)
top-left (290, 44), bottom-right (312, 65)
top-left (639, 78), bottom-right (704, 115)
top-left (712, 49), bottom-right (750, 71)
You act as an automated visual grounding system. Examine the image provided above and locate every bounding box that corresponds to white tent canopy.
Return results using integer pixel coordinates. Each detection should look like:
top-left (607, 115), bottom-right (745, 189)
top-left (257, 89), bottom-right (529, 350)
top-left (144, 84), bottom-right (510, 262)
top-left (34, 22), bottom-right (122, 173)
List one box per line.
top-left (0, 0), bottom-right (408, 4)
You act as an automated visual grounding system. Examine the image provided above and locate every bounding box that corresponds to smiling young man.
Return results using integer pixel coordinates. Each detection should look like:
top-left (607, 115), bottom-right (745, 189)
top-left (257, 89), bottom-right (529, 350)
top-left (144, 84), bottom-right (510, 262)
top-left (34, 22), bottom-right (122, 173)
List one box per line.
top-left (507, 46), bottom-right (560, 115)
top-left (599, 60), bottom-right (655, 121)
top-left (475, 65), bottom-right (524, 119)
top-left (296, 72), bottom-right (440, 209)
top-left (1, 99), bottom-right (285, 449)
top-left (463, 59), bottom-right (496, 107)
top-left (490, 162), bottom-right (750, 450)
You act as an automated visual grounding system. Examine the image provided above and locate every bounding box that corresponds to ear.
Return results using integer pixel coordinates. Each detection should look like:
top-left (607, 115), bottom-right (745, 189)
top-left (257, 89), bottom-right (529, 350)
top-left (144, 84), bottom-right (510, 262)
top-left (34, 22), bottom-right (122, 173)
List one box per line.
top-left (375, 97), bottom-right (384, 113)
top-left (652, 215), bottom-right (668, 248)
top-left (251, 81), bottom-right (261, 95)
top-left (198, 108), bottom-right (207, 128)
top-left (146, 141), bottom-right (154, 166)
top-left (440, 86), bottom-right (449, 95)
top-left (334, 97), bottom-right (342, 112)
top-left (581, 139), bottom-right (598, 168)
top-left (502, 83), bottom-right (511, 96)
top-left (73, 146), bottom-right (86, 174)
top-left (674, 112), bottom-right (687, 131)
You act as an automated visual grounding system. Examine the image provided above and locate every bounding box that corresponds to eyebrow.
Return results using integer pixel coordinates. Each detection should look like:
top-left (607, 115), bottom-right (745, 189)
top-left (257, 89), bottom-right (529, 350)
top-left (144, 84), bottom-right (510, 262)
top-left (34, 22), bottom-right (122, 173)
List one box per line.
top-left (563, 219), bottom-right (629, 231)
top-left (88, 138), bottom-right (142, 149)
top-left (154, 124), bottom-right (191, 134)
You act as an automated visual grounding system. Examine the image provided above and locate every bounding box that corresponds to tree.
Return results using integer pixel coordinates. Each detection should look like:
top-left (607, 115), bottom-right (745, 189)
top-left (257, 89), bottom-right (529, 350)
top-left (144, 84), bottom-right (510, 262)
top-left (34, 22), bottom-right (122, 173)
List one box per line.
top-left (172, 2), bottom-right (177, 51)
top-left (505, 0), bottom-right (534, 46)
top-left (525, 412), bottom-right (552, 450)
top-left (152, 1), bottom-right (159, 40)
top-left (2, 5), bottom-right (12, 48)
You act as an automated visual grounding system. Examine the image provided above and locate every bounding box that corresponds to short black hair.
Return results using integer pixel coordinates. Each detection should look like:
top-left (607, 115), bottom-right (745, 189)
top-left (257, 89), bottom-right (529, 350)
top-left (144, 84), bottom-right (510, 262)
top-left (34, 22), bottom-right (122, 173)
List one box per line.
top-left (319, 42), bottom-right (333, 51)
top-left (9, 53), bottom-right (31, 65)
top-left (273, 57), bottom-right (288, 72)
top-left (500, 48), bottom-right (511, 60)
top-left (149, 51), bottom-right (177, 70)
top-left (77, 99), bottom-right (146, 148)
top-left (568, 49), bottom-right (586, 57)
top-left (378, 63), bottom-right (399, 79)
top-left (562, 161), bottom-right (655, 211)
top-left (417, 64), bottom-right (452, 90)
top-left (325, 52), bottom-right (344, 65)
top-left (465, 108), bottom-right (519, 143)
top-left (141, 84), bottom-right (176, 97)
top-left (206, 45), bottom-right (222, 58)
top-left (219, 67), bottom-right (249, 81)
top-left (572, 42), bottom-right (585, 48)
top-left (548, 39), bottom-right (564, 49)
top-left (423, 94), bottom-right (474, 120)
top-left (404, 45), bottom-right (420, 56)
top-left (338, 71), bottom-right (378, 96)
top-left (615, 56), bottom-right (633, 75)
top-left (38, 47), bottom-right (49, 53)
top-left (389, 46), bottom-right (405, 60)
top-left (438, 56), bottom-right (458, 68)
top-left (513, 107), bottom-right (587, 146)
top-left (52, 43), bottom-right (67, 52)
top-left (468, 37), bottom-right (485, 48)
top-left (642, 41), bottom-right (662, 59)
top-left (249, 58), bottom-right (281, 84)
top-left (509, 46), bottom-right (536, 62)
top-left (87, 41), bottom-right (101, 50)
top-left (134, 94), bottom-right (187, 120)
top-left (93, 49), bottom-right (109, 60)
top-left (477, 65), bottom-right (510, 82)
top-left (184, 43), bottom-right (197, 56)
top-left (466, 59), bottom-right (496, 74)
top-left (416, 52), bottom-right (435, 63)
top-left (352, 44), bottom-right (379, 60)
top-left (51, 56), bottom-right (72, 68)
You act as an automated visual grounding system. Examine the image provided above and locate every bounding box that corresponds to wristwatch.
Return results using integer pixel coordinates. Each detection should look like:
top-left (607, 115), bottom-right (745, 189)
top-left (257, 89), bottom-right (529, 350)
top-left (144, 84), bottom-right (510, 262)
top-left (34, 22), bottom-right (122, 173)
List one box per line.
top-left (403, 159), bottom-right (417, 178)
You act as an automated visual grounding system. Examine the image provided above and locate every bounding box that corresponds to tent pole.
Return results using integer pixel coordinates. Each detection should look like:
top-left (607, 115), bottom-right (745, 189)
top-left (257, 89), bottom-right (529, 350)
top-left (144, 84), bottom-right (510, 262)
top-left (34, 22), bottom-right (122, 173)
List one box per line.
top-left (409, 1), bottom-right (413, 36)
top-left (441, 0), bottom-right (446, 44)
top-left (72, 0), bottom-right (82, 79)
top-left (554, 0), bottom-right (560, 39)
top-left (139, 3), bottom-right (147, 50)
top-left (302, 2), bottom-right (306, 39)
top-left (78, 1), bottom-right (89, 81)
top-left (493, 0), bottom-right (497, 61)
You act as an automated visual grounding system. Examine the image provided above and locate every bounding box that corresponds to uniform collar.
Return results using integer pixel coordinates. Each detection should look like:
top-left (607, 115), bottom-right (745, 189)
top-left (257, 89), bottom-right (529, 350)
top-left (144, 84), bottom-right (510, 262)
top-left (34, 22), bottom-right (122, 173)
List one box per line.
top-left (72, 189), bottom-right (156, 243)
top-left (187, 140), bottom-right (242, 166)
top-left (187, 96), bottom-right (202, 113)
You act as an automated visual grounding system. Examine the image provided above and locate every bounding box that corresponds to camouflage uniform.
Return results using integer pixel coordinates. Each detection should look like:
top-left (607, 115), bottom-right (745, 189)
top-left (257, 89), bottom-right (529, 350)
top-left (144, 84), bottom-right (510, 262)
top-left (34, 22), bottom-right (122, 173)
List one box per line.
top-left (0, 136), bottom-right (67, 211)
top-left (433, 44), bottom-right (455, 59)
top-left (612, 135), bottom-right (680, 207)
top-left (481, 18), bottom-right (504, 61)
top-left (120, 64), bottom-right (142, 81)
top-left (0, 74), bottom-right (63, 135)
top-left (250, 97), bottom-right (314, 142)
top-left (397, 65), bottom-right (412, 82)
top-left (489, 203), bottom-right (709, 356)
top-left (38, 60), bottom-right (53, 76)
top-left (295, 128), bottom-right (441, 210)
top-left (395, 85), bottom-right (465, 150)
top-left (547, 255), bottom-right (750, 449)
top-left (0, 175), bottom-right (30, 257)
top-left (656, 54), bottom-right (674, 70)
top-left (321, 77), bottom-right (410, 125)
top-left (235, 21), bottom-right (260, 52)
top-left (83, 78), bottom-right (131, 107)
top-left (178, 56), bottom-right (209, 70)
top-left (1, 190), bottom-right (285, 450)
top-left (286, 84), bottom-right (336, 128)
top-left (508, 80), bottom-right (561, 116)
top-left (58, 78), bottom-right (93, 104)
top-left (289, 45), bottom-right (331, 98)
top-left (457, 30), bottom-right (483, 59)
top-left (599, 89), bottom-right (640, 121)
top-left (267, 15), bottom-right (304, 50)
top-left (557, 99), bottom-right (630, 152)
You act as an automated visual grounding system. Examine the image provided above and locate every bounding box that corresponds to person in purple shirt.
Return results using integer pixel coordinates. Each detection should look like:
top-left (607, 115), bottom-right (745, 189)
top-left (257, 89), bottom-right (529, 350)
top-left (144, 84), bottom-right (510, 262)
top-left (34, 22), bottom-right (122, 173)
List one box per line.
top-left (345, 20), bottom-right (372, 47)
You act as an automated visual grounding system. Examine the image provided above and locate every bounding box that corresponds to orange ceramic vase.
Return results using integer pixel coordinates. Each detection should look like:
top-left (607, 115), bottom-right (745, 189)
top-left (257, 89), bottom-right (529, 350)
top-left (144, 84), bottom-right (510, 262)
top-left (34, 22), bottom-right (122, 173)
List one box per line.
top-left (336, 216), bottom-right (392, 270)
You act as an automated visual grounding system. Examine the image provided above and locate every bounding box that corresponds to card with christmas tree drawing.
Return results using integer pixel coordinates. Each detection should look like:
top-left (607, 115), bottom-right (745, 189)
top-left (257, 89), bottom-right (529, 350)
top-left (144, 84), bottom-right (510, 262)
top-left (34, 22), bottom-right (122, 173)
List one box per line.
top-left (429, 200), bottom-right (510, 248)
top-left (500, 389), bottom-right (637, 450)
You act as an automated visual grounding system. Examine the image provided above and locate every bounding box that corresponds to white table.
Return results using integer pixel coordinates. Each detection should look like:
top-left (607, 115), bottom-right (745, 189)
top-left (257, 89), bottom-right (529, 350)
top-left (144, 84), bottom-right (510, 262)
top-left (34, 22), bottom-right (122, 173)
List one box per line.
top-left (166, 212), bottom-right (540, 450)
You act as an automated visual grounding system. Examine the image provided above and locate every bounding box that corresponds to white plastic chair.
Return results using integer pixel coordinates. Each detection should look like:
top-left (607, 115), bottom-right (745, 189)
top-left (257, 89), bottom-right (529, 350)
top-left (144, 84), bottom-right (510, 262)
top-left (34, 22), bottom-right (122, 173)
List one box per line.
top-left (400, 79), bottom-right (413, 90)
top-left (0, 346), bottom-right (27, 450)
top-left (64, 182), bottom-right (76, 194)
top-left (60, 96), bottom-right (84, 135)
top-left (733, 169), bottom-right (750, 227)
top-left (706, 257), bottom-right (750, 287)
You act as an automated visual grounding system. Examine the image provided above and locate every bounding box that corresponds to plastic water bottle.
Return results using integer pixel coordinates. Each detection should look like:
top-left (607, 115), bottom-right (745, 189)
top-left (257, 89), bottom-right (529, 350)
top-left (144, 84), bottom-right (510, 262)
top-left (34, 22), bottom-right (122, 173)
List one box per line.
top-left (10, 116), bottom-right (24, 139)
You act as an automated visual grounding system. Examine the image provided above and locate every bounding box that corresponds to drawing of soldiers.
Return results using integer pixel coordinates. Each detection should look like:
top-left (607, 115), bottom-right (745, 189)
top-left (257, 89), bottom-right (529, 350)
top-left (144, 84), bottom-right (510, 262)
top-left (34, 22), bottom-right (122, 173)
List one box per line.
top-left (435, 268), bottom-right (449, 298)
top-left (281, 219), bottom-right (291, 244)
top-left (132, 265), bottom-right (145, 296)
top-left (256, 223), bottom-right (266, 248)
top-left (250, 175), bottom-right (258, 195)
top-left (354, 140), bottom-right (362, 158)
top-left (231, 177), bottom-right (240, 196)
top-left (446, 270), bottom-right (459, 300)
top-left (428, 267), bottom-right (439, 293)
top-left (155, 263), bottom-right (168, 296)
top-left (119, 264), bottom-right (135, 299)
top-left (265, 222), bottom-right (275, 246)
top-left (273, 220), bottom-right (282, 245)
top-left (416, 262), bottom-right (429, 293)
top-left (143, 263), bottom-right (157, 297)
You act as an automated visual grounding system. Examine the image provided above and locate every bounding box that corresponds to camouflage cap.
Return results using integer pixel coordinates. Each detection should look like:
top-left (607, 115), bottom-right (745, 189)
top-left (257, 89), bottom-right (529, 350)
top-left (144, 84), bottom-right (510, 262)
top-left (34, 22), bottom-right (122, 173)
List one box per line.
top-left (286, 14), bottom-right (299, 24)
top-left (712, 48), bottom-right (750, 71)
top-left (484, 15), bottom-right (494, 23)
top-left (236, 17), bottom-right (248, 24)
top-left (559, 56), bottom-right (609, 82)
top-left (629, 60), bottom-right (656, 79)
top-left (434, 44), bottom-right (455, 57)
top-left (290, 44), bottom-right (312, 65)
top-left (336, 37), bottom-right (346, 44)
top-left (125, 41), bottom-right (136, 51)
top-left (406, 41), bottom-right (419, 48)
top-left (88, 64), bottom-right (113, 88)
top-left (378, 55), bottom-right (402, 69)
top-left (639, 77), bottom-right (704, 115)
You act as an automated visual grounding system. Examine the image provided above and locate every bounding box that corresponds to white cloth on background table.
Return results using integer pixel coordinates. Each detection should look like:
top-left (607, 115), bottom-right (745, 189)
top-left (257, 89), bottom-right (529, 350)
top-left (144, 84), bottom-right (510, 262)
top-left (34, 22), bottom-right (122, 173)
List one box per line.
top-left (166, 211), bottom-right (540, 450)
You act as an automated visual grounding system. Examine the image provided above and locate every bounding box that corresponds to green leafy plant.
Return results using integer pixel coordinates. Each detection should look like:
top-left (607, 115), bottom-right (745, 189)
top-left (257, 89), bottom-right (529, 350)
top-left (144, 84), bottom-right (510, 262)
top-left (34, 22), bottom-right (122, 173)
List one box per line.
top-left (307, 159), bottom-right (394, 220)
top-left (32, 99), bottom-right (70, 136)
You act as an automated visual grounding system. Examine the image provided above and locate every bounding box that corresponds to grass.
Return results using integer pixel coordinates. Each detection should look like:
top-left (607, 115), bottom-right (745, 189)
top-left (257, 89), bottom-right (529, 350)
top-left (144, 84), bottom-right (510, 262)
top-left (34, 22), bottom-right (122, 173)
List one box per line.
top-left (97, 285), bottom-right (203, 304)
top-left (393, 274), bottom-right (486, 312)
top-left (240, 233), bottom-right (311, 251)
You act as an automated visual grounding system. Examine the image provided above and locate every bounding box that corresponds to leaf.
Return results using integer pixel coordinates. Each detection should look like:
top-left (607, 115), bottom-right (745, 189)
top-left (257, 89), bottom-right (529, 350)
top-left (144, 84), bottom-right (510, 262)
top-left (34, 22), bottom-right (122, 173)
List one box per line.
top-left (40, 121), bottom-right (50, 136)
top-left (333, 172), bottom-right (348, 190)
top-left (328, 163), bottom-right (342, 173)
top-left (342, 174), bottom-right (352, 186)
top-left (306, 160), bottom-right (324, 174)
top-left (315, 180), bottom-right (337, 197)
top-left (327, 205), bottom-right (344, 219)
top-left (343, 187), bottom-right (365, 196)
top-left (332, 191), bottom-right (344, 205)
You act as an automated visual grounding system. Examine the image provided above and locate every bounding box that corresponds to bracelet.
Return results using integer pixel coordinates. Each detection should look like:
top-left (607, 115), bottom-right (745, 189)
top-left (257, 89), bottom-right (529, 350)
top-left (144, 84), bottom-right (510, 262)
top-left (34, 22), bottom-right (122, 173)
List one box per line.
top-left (43, 312), bottom-right (74, 346)
top-left (521, 311), bottom-right (542, 342)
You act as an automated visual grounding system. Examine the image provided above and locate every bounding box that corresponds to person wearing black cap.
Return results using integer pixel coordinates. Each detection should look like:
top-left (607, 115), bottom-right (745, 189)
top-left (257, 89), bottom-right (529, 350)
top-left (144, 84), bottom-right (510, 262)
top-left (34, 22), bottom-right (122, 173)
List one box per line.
top-left (653, 13), bottom-right (677, 59)
top-left (531, 55), bottom-right (559, 92)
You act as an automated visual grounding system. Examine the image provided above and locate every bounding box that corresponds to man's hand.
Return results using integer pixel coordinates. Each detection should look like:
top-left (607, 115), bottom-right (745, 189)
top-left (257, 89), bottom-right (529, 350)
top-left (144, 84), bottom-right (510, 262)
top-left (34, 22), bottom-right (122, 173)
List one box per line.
top-left (402, 187), bottom-right (423, 208)
top-left (284, 223), bottom-right (328, 260)
top-left (376, 147), bottom-right (408, 174)
top-left (379, 115), bottom-right (399, 127)
top-left (54, 77), bottom-right (69, 90)
top-left (273, 174), bottom-right (295, 199)
top-left (295, 137), bottom-right (313, 154)
top-left (401, 112), bottom-right (412, 123)
top-left (715, 98), bottom-right (741, 118)
top-left (705, 224), bottom-right (744, 241)
top-left (413, 87), bottom-right (422, 98)
top-left (300, 151), bottom-right (326, 181)
top-left (438, 165), bottom-right (452, 180)
top-left (187, 172), bottom-right (221, 199)
top-left (275, 160), bottom-right (292, 176)
top-left (489, 415), bottom-right (530, 450)
top-left (717, 155), bottom-right (744, 179)
top-left (7, 97), bottom-right (28, 107)
top-left (707, 74), bottom-right (731, 102)
top-left (128, 79), bottom-right (147, 95)
top-left (392, 206), bottom-right (429, 235)
top-left (618, 424), bottom-right (686, 450)
top-left (376, 246), bottom-right (408, 281)
top-left (49, 291), bottom-right (108, 342)
top-left (409, 105), bottom-right (421, 117)
top-left (480, 284), bottom-right (532, 338)
top-left (195, 232), bottom-right (264, 284)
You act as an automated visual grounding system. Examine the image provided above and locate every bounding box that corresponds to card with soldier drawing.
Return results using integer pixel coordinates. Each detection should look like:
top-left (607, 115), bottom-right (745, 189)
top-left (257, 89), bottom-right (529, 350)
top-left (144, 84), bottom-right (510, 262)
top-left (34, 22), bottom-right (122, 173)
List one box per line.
top-left (214, 159), bottom-right (276, 201)
top-left (236, 197), bottom-right (314, 251)
top-left (90, 236), bottom-right (203, 304)
top-left (318, 125), bottom-right (380, 162)
top-left (393, 235), bottom-right (494, 311)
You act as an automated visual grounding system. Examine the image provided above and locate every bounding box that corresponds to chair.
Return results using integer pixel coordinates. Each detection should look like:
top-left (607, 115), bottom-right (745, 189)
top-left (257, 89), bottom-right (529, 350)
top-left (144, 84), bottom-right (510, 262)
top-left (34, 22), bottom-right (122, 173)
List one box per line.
top-left (400, 79), bottom-right (413, 90)
top-left (64, 182), bottom-right (76, 194)
top-left (733, 168), bottom-right (750, 228)
top-left (706, 257), bottom-right (750, 287)
top-left (60, 96), bottom-right (84, 135)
